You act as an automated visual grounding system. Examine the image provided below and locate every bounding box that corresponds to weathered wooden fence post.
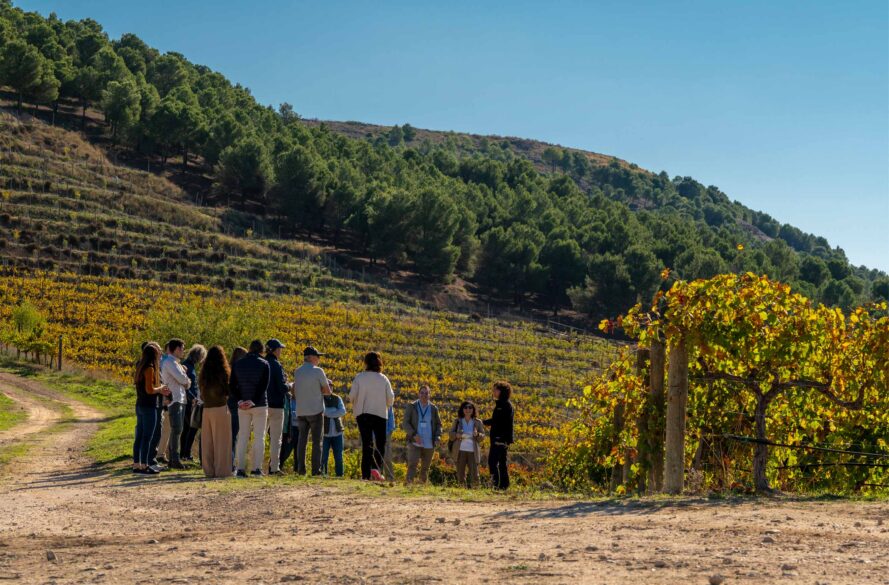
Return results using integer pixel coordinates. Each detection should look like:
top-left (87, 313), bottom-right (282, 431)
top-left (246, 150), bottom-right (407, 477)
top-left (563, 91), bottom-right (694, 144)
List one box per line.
top-left (57, 335), bottom-right (63, 371)
top-left (663, 338), bottom-right (688, 494)
top-left (634, 346), bottom-right (651, 493)
top-left (648, 339), bottom-right (666, 492)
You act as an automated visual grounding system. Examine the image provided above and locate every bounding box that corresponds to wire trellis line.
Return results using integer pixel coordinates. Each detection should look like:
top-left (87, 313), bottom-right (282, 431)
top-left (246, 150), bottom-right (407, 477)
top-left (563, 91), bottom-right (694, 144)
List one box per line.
top-left (719, 434), bottom-right (889, 459)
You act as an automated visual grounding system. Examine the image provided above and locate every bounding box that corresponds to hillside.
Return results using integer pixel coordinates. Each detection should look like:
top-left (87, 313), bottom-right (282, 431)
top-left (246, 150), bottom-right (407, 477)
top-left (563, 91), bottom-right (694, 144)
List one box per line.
top-left (0, 1), bottom-right (886, 324)
top-left (307, 116), bottom-right (885, 277)
top-left (0, 111), bottom-right (458, 307)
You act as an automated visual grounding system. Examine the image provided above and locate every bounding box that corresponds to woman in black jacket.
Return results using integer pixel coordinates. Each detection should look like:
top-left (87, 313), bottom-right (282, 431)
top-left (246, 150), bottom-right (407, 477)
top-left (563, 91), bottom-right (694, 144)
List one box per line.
top-left (482, 380), bottom-right (514, 490)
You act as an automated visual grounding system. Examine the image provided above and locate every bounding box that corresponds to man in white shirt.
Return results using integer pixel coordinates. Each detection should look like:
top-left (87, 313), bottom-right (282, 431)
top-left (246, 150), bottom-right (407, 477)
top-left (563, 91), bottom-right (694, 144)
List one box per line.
top-left (159, 338), bottom-right (191, 470)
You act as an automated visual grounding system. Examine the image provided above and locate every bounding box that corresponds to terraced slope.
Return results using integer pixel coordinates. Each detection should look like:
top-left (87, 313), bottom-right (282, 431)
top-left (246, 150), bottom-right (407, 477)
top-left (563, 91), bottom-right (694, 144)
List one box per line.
top-left (0, 112), bottom-right (354, 297)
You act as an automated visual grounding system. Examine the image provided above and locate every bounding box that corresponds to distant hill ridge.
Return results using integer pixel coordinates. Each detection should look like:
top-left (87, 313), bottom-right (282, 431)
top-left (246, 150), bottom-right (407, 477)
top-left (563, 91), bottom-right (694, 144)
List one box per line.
top-left (302, 118), bottom-right (631, 175)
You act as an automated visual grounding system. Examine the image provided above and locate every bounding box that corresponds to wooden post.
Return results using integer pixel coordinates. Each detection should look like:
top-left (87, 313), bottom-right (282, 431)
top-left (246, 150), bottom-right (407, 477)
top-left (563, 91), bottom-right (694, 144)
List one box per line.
top-left (634, 347), bottom-right (650, 493)
top-left (648, 339), bottom-right (666, 492)
top-left (57, 335), bottom-right (63, 371)
top-left (664, 338), bottom-right (688, 494)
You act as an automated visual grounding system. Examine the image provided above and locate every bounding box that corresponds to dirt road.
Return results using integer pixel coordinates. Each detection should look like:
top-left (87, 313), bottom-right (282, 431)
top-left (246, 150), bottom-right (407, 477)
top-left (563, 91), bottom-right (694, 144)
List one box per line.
top-left (0, 373), bottom-right (886, 584)
top-left (0, 374), bottom-right (61, 449)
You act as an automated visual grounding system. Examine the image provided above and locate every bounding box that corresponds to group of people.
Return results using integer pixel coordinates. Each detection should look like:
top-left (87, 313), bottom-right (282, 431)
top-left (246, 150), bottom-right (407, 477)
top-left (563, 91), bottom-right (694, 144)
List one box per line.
top-left (131, 338), bottom-right (515, 489)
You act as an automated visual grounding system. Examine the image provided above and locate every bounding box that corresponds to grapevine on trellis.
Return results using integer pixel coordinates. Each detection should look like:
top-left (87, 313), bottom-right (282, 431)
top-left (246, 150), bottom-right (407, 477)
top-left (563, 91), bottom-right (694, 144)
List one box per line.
top-left (554, 271), bottom-right (889, 494)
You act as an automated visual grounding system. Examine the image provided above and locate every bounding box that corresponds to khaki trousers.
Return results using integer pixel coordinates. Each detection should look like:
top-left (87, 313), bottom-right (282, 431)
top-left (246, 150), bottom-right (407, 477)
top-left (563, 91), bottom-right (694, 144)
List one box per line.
top-left (266, 408), bottom-right (285, 473)
top-left (456, 450), bottom-right (479, 487)
top-left (201, 406), bottom-right (232, 478)
top-left (158, 408), bottom-right (171, 460)
top-left (236, 406), bottom-right (268, 472)
top-left (406, 444), bottom-right (435, 484)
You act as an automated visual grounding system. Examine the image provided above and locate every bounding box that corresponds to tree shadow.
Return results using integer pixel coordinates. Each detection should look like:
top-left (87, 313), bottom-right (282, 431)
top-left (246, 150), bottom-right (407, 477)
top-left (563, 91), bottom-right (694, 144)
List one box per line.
top-left (494, 496), bottom-right (755, 519)
top-left (115, 471), bottom-right (215, 487)
top-left (494, 490), bottom-right (868, 519)
top-left (11, 466), bottom-right (107, 491)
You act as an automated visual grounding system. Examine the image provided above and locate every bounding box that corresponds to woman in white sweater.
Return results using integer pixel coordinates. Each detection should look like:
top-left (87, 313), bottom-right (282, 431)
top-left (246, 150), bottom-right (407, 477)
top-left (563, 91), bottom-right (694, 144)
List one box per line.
top-left (349, 351), bottom-right (395, 480)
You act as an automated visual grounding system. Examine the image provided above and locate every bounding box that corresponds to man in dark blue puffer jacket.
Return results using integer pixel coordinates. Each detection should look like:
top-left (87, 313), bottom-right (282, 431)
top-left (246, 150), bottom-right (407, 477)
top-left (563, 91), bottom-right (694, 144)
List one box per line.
top-left (230, 340), bottom-right (270, 477)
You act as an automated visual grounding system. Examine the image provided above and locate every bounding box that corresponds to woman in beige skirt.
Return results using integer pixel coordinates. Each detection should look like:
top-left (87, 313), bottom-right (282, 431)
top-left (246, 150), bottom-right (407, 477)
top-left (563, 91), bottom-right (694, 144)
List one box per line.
top-left (198, 346), bottom-right (233, 478)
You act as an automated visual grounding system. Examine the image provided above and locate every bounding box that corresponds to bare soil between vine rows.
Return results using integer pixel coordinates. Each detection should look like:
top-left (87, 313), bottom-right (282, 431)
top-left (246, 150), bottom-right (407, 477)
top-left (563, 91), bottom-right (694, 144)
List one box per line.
top-left (0, 372), bottom-right (886, 584)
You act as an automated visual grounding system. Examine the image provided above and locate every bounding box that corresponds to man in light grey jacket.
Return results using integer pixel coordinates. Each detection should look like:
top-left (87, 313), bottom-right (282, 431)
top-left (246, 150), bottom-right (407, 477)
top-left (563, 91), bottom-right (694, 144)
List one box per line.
top-left (402, 385), bottom-right (442, 484)
top-left (293, 346), bottom-right (331, 476)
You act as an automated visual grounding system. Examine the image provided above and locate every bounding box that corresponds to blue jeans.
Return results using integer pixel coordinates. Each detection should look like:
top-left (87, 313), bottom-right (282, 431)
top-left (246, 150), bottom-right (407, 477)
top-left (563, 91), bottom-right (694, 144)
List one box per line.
top-left (322, 434), bottom-right (344, 477)
top-left (133, 404), bottom-right (161, 466)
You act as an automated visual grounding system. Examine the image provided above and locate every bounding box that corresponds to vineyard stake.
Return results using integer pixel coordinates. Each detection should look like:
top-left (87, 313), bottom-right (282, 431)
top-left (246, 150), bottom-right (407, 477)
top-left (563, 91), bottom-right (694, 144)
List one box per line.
top-left (664, 338), bottom-right (688, 494)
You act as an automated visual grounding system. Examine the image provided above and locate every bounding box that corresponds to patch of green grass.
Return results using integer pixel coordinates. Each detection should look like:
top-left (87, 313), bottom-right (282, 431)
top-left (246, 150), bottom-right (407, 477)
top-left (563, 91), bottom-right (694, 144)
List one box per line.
top-left (0, 391), bottom-right (28, 431)
top-left (86, 413), bottom-right (135, 465)
top-left (0, 442), bottom-right (31, 468)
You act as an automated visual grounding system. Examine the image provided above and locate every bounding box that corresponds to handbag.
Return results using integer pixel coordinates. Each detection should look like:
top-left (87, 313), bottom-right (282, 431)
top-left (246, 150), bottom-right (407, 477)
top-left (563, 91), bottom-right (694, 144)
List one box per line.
top-left (190, 402), bottom-right (203, 429)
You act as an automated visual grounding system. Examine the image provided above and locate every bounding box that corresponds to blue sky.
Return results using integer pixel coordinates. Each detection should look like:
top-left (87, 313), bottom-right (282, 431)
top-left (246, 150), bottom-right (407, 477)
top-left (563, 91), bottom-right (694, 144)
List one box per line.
top-left (18, 0), bottom-right (889, 271)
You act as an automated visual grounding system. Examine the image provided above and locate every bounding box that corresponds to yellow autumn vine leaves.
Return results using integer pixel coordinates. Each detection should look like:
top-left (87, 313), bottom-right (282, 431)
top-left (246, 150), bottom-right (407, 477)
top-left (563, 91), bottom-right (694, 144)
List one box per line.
top-left (0, 271), bottom-right (619, 456)
top-left (566, 273), bottom-right (889, 493)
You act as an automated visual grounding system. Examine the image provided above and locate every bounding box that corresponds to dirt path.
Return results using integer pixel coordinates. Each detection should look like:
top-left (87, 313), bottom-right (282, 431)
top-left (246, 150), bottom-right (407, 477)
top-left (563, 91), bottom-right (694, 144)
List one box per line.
top-left (0, 374), bottom-right (886, 584)
top-left (0, 374), bottom-right (61, 449)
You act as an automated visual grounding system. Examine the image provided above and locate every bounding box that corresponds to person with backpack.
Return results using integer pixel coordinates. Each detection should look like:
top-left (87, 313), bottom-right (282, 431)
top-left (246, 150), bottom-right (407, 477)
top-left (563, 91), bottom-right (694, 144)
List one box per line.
top-left (449, 400), bottom-right (486, 488)
top-left (402, 385), bottom-right (442, 485)
top-left (230, 340), bottom-right (270, 477)
top-left (160, 338), bottom-right (192, 470)
top-left (180, 344), bottom-right (207, 463)
top-left (321, 381), bottom-right (346, 477)
top-left (198, 345), bottom-right (233, 478)
top-left (293, 346), bottom-right (330, 476)
top-left (349, 351), bottom-right (395, 480)
top-left (483, 380), bottom-right (515, 490)
top-left (265, 339), bottom-right (290, 475)
top-left (132, 343), bottom-right (170, 474)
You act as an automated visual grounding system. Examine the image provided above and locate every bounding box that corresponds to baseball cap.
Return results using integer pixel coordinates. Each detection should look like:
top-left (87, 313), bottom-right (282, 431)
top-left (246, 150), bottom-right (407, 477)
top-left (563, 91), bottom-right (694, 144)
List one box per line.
top-left (266, 339), bottom-right (285, 350)
top-left (303, 346), bottom-right (324, 357)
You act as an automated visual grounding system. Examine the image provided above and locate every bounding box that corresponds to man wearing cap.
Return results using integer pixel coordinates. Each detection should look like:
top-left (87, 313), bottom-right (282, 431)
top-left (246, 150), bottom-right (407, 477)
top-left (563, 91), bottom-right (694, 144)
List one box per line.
top-left (265, 339), bottom-right (290, 475)
top-left (292, 346), bottom-right (331, 475)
